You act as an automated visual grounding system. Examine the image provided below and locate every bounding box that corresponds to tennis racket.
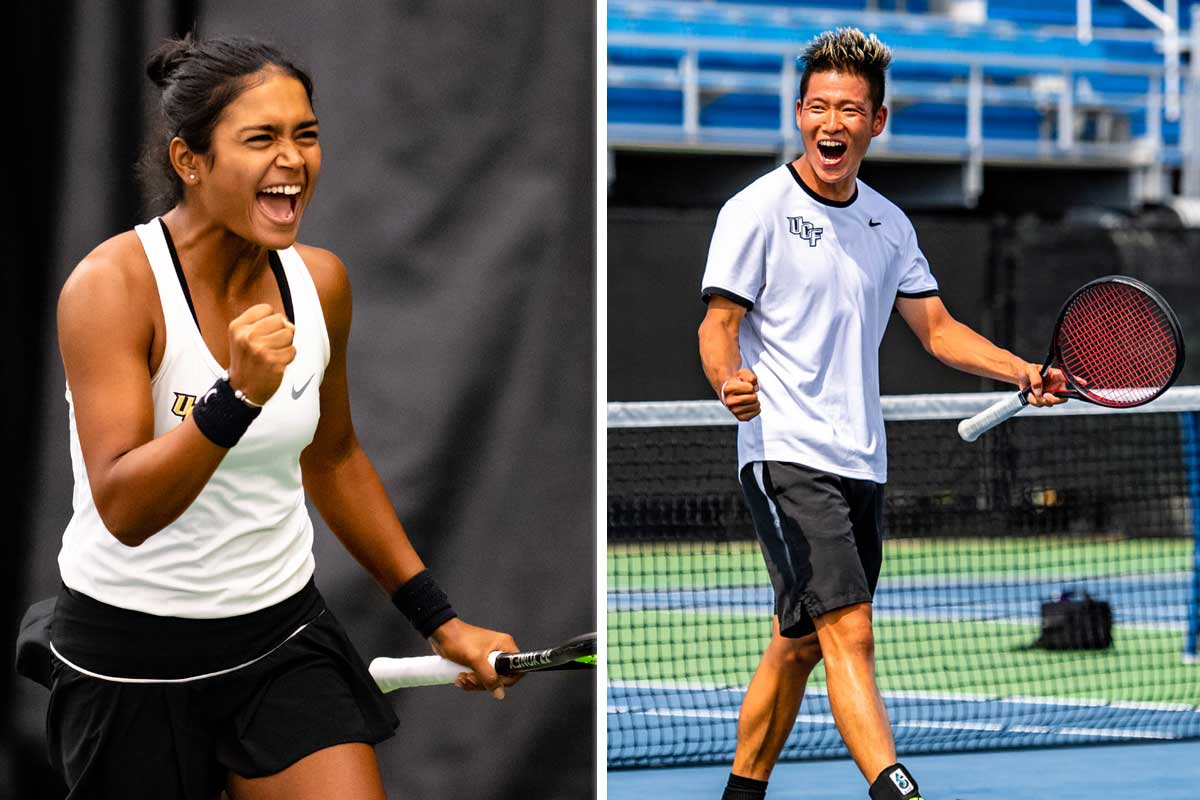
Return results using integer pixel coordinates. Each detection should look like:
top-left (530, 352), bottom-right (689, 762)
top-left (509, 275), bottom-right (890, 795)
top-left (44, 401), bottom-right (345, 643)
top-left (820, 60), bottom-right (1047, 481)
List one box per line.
top-left (369, 631), bottom-right (596, 692)
top-left (958, 276), bottom-right (1184, 442)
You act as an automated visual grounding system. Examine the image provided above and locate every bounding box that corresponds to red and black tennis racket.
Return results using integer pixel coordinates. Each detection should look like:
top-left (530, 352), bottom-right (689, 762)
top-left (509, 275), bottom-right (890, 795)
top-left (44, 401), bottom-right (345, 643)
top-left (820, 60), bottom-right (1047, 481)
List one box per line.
top-left (959, 276), bottom-right (1184, 442)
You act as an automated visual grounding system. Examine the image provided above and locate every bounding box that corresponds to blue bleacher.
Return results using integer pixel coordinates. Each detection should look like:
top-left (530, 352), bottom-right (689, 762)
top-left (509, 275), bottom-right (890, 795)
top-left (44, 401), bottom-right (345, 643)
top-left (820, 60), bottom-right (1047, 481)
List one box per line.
top-left (887, 102), bottom-right (1044, 139)
top-left (610, 87), bottom-right (684, 126)
top-left (705, 0), bottom-right (929, 10)
top-left (608, 10), bottom-right (1160, 63)
top-left (702, 93), bottom-right (782, 128)
top-left (988, 0), bottom-right (1153, 29)
top-left (609, 0), bottom-right (1179, 158)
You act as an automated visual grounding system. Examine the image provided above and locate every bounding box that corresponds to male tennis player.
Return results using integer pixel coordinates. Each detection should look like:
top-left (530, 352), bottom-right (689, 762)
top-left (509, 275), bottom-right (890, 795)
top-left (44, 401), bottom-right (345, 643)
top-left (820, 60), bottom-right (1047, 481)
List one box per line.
top-left (698, 28), bottom-right (1068, 800)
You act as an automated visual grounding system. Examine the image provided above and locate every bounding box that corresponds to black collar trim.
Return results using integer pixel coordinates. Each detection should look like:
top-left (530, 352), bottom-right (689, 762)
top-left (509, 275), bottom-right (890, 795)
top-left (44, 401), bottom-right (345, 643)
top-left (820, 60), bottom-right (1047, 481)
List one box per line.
top-left (787, 162), bottom-right (858, 208)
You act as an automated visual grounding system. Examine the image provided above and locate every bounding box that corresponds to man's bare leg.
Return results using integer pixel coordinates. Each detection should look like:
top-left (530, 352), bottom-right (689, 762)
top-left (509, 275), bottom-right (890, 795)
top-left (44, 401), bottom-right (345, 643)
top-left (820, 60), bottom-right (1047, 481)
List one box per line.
top-left (813, 602), bottom-right (894, 781)
top-left (728, 617), bottom-right (822, 782)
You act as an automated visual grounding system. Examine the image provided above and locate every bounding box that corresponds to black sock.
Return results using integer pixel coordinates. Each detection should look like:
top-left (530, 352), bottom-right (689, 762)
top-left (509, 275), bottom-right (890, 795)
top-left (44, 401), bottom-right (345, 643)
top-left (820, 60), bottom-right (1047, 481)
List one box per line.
top-left (722, 772), bottom-right (768, 800)
top-left (869, 763), bottom-right (922, 800)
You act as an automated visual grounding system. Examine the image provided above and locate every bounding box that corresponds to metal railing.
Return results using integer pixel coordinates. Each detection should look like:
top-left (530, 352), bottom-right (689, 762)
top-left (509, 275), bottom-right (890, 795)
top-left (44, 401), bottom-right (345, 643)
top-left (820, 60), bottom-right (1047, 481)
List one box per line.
top-left (609, 2), bottom-right (1200, 203)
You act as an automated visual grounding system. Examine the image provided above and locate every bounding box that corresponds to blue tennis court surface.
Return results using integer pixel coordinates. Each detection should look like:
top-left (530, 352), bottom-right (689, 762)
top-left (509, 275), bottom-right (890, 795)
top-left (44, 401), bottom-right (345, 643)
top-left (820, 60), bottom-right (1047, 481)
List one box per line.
top-left (609, 683), bottom-right (1198, 763)
top-left (607, 739), bottom-right (1200, 799)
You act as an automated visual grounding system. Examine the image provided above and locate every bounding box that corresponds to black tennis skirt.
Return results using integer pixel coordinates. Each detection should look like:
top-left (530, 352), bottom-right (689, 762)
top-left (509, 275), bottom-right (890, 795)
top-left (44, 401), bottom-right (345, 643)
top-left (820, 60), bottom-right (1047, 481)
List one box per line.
top-left (44, 579), bottom-right (399, 800)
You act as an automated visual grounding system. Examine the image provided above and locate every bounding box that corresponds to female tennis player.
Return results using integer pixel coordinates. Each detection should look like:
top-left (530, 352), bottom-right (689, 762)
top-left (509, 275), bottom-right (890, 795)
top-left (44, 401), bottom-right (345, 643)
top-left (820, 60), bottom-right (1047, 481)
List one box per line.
top-left (46, 34), bottom-right (516, 799)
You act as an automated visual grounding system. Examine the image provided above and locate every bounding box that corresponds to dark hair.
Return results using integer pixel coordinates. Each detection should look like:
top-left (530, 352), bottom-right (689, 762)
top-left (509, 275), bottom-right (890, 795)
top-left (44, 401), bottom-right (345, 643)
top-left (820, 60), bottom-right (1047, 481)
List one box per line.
top-left (137, 33), bottom-right (314, 213)
top-left (799, 28), bottom-right (892, 112)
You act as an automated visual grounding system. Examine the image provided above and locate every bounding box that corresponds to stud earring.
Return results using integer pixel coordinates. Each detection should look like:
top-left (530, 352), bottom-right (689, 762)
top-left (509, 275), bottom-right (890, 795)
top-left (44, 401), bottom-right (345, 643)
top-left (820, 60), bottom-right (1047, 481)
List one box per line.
top-left (189, 174), bottom-right (196, 181)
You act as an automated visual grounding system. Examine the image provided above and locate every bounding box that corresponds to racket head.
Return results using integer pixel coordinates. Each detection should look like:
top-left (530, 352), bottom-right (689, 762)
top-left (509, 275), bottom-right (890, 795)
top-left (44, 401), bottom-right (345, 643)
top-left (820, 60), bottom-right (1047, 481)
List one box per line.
top-left (1050, 276), bottom-right (1184, 408)
top-left (494, 632), bottom-right (597, 675)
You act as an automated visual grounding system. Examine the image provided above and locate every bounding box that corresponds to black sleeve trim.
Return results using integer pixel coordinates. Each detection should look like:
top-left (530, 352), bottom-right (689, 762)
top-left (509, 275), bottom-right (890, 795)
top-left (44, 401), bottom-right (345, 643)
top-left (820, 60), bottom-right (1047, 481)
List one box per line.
top-left (896, 289), bottom-right (939, 299)
top-left (702, 286), bottom-right (754, 311)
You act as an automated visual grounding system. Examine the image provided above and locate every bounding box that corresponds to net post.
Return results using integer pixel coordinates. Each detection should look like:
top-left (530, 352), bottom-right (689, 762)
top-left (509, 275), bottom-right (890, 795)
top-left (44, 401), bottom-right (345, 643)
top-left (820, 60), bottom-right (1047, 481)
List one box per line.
top-left (1182, 409), bottom-right (1200, 663)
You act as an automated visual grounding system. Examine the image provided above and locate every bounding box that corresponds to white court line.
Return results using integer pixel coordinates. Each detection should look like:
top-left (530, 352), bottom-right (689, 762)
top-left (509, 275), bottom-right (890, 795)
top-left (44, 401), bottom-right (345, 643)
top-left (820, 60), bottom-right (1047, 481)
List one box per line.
top-left (1007, 724), bottom-right (1180, 740)
top-left (1110, 700), bottom-right (1199, 712)
top-left (608, 680), bottom-right (1200, 715)
top-left (606, 705), bottom-right (1180, 740)
top-left (1004, 695), bottom-right (1112, 708)
top-left (607, 605), bottom-right (1186, 632)
top-left (608, 570), bottom-right (1190, 590)
top-left (894, 719), bottom-right (1006, 732)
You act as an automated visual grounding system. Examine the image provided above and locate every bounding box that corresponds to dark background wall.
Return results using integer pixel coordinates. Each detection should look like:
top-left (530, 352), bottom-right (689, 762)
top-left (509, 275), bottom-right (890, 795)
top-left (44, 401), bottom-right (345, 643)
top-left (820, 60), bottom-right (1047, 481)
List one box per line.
top-left (4, 3), bottom-right (594, 799)
top-left (608, 152), bottom-right (1200, 402)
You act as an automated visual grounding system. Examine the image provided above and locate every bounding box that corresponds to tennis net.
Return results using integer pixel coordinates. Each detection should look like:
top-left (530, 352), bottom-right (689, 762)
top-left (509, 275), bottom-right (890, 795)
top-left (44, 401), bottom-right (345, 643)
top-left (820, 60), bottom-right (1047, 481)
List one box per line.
top-left (607, 390), bottom-right (1200, 768)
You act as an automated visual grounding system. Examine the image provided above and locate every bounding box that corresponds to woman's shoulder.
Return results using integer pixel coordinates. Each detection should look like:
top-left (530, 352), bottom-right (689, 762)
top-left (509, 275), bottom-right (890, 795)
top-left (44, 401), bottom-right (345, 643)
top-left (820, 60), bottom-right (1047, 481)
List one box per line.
top-left (62, 230), bottom-right (154, 301)
top-left (293, 243), bottom-right (351, 337)
top-left (58, 230), bottom-right (158, 345)
top-left (293, 242), bottom-right (345, 279)
top-left (294, 244), bottom-right (350, 300)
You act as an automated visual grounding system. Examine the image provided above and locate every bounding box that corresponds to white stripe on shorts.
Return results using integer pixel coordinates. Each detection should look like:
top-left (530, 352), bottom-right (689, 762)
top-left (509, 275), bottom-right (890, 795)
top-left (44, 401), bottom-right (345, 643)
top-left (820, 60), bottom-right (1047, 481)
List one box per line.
top-left (752, 461), bottom-right (795, 580)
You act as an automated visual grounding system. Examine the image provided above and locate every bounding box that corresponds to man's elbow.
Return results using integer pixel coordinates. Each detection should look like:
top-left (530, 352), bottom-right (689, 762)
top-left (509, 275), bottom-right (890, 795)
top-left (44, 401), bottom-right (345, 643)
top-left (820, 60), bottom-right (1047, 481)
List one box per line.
top-left (925, 319), bottom-right (971, 365)
top-left (922, 328), bottom-right (943, 359)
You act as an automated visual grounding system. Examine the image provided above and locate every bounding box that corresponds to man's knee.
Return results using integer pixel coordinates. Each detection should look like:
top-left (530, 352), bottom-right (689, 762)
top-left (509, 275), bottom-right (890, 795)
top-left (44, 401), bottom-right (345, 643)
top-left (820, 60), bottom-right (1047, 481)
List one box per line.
top-left (768, 632), bottom-right (823, 670)
top-left (815, 603), bottom-right (876, 660)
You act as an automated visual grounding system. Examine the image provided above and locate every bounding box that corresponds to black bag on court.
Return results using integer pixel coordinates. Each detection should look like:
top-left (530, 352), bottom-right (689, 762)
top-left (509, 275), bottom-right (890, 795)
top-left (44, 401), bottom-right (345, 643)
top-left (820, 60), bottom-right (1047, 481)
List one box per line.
top-left (1033, 590), bottom-right (1112, 650)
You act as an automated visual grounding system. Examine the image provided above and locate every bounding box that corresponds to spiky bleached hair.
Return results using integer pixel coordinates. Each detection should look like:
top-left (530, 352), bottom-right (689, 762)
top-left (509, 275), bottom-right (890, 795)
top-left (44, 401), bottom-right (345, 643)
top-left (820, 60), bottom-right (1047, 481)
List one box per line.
top-left (799, 28), bottom-right (892, 111)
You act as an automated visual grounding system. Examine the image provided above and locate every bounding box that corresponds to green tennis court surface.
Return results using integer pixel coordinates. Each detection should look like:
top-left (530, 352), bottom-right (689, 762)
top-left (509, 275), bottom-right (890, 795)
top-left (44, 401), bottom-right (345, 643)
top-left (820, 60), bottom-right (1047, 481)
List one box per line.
top-left (610, 538), bottom-right (1193, 702)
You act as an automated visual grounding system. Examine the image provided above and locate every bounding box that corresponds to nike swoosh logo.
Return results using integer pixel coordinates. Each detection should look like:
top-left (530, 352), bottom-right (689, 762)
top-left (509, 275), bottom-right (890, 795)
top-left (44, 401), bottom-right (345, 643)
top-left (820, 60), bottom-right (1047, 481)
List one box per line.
top-left (291, 374), bottom-right (315, 400)
top-left (869, 219), bottom-right (882, 227)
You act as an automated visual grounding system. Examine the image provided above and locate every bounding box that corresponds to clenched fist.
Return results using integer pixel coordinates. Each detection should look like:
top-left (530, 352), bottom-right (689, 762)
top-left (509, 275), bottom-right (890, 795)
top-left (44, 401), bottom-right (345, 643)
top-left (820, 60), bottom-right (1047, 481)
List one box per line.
top-left (226, 304), bottom-right (296, 406)
top-left (721, 367), bottom-right (760, 421)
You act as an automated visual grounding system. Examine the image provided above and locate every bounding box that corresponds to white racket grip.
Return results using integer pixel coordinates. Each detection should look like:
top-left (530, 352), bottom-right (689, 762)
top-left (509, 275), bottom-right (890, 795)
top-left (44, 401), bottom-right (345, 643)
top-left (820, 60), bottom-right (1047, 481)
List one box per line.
top-left (958, 392), bottom-right (1028, 442)
top-left (370, 650), bottom-right (500, 692)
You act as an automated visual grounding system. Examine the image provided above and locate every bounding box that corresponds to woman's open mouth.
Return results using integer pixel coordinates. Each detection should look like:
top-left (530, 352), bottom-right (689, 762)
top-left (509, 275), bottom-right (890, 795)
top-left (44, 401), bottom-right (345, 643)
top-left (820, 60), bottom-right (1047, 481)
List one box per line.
top-left (256, 184), bottom-right (302, 224)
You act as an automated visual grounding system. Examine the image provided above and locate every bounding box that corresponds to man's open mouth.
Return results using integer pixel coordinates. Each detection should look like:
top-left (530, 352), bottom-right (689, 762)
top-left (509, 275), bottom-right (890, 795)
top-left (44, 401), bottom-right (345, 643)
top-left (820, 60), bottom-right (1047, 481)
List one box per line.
top-left (256, 184), bottom-right (302, 224)
top-left (816, 140), bottom-right (847, 164)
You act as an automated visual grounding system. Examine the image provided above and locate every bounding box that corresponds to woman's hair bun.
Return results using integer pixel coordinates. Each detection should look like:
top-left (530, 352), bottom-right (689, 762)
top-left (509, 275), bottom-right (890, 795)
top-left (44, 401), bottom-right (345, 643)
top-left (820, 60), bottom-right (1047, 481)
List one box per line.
top-left (145, 34), bottom-right (196, 88)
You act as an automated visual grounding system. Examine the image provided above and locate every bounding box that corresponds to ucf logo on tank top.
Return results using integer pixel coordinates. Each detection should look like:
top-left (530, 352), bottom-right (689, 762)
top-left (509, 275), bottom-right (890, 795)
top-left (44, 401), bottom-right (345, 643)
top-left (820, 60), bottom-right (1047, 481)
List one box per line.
top-left (787, 215), bottom-right (823, 247)
top-left (171, 392), bottom-right (197, 420)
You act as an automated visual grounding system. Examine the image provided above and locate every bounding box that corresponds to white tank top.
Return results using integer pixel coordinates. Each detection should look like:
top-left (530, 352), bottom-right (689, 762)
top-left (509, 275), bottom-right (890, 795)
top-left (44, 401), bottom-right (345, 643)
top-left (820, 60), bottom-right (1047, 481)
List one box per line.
top-left (58, 219), bottom-right (329, 618)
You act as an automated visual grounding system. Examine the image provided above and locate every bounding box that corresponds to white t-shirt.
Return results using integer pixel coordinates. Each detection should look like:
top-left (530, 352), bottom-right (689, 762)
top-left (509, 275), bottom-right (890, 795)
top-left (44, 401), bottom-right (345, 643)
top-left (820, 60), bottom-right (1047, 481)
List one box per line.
top-left (701, 163), bottom-right (938, 483)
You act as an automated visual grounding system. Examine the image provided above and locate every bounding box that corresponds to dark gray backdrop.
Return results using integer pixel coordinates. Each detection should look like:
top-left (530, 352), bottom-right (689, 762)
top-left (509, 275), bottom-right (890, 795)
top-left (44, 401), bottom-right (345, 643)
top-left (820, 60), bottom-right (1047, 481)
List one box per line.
top-left (5, 2), bottom-right (594, 799)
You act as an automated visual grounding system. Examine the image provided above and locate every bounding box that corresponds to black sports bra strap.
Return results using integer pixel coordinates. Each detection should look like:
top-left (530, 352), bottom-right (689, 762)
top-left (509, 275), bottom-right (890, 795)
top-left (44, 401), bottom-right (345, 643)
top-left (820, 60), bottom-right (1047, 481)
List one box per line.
top-left (157, 219), bottom-right (296, 331)
top-left (268, 251), bottom-right (295, 324)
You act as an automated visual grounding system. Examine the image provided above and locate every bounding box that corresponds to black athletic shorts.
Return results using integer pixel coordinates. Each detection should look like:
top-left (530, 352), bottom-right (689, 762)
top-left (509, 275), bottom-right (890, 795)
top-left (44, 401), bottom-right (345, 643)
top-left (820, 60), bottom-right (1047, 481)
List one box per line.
top-left (44, 582), bottom-right (398, 800)
top-left (739, 460), bottom-right (884, 638)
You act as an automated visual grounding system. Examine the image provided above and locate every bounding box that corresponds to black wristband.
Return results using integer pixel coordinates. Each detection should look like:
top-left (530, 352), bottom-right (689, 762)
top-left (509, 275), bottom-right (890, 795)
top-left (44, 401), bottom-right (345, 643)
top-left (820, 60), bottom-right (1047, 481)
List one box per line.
top-left (192, 377), bottom-right (262, 448)
top-left (391, 570), bottom-right (458, 638)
